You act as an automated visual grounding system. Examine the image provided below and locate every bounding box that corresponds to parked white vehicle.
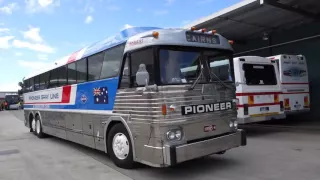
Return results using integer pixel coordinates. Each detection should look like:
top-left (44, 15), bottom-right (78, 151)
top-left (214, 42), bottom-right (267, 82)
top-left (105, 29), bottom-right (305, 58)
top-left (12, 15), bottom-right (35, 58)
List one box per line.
top-left (232, 56), bottom-right (285, 124)
top-left (267, 54), bottom-right (310, 114)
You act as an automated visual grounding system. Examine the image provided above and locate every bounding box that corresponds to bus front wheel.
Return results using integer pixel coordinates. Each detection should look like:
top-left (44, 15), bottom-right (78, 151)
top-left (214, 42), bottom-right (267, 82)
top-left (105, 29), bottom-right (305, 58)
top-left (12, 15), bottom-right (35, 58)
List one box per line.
top-left (107, 123), bottom-right (134, 169)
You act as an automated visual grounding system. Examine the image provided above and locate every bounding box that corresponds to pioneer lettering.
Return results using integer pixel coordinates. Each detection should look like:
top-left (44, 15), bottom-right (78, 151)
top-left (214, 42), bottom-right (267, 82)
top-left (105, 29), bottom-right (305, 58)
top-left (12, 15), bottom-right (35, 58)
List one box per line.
top-left (181, 101), bottom-right (232, 115)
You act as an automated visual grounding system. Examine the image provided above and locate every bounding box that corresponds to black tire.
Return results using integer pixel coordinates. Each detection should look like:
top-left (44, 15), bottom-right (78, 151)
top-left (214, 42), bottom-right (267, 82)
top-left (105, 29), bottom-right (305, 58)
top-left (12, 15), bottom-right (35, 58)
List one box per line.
top-left (107, 123), bottom-right (135, 169)
top-left (35, 116), bottom-right (45, 138)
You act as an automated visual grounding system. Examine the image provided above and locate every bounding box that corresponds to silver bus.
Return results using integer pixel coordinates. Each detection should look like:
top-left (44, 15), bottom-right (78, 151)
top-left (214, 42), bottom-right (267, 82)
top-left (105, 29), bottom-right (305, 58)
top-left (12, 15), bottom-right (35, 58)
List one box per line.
top-left (23, 27), bottom-right (246, 169)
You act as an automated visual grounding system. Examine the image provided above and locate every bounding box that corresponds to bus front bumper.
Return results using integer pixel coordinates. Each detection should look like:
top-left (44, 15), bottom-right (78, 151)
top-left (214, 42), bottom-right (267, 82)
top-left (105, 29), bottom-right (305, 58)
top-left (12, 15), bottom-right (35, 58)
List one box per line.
top-left (163, 130), bottom-right (246, 166)
top-left (237, 113), bottom-right (286, 124)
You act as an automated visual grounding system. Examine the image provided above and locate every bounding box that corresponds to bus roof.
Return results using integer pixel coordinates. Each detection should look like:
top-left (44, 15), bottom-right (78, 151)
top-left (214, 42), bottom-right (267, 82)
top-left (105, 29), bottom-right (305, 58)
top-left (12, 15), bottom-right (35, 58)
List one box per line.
top-left (24, 26), bottom-right (162, 80)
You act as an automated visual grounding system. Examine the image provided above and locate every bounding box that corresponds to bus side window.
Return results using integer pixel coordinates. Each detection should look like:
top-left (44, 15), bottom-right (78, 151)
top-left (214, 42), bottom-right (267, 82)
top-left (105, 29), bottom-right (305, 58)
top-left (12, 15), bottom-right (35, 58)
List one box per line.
top-left (119, 56), bottom-right (130, 88)
top-left (49, 68), bottom-right (59, 88)
top-left (100, 44), bottom-right (125, 79)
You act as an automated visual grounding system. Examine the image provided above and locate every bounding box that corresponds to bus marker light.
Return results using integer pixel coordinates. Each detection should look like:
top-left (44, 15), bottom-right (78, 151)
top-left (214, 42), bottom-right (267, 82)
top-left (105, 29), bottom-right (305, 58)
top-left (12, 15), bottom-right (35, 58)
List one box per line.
top-left (152, 31), bottom-right (159, 38)
top-left (274, 94), bottom-right (279, 103)
top-left (248, 95), bottom-right (254, 105)
top-left (201, 28), bottom-right (206, 33)
top-left (191, 27), bottom-right (196, 31)
top-left (162, 104), bottom-right (167, 115)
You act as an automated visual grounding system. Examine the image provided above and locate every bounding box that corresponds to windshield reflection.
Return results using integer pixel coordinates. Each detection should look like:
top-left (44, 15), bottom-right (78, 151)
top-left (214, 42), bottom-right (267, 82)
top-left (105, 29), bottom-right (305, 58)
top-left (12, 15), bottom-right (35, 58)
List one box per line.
top-left (159, 48), bottom-right (233, 85)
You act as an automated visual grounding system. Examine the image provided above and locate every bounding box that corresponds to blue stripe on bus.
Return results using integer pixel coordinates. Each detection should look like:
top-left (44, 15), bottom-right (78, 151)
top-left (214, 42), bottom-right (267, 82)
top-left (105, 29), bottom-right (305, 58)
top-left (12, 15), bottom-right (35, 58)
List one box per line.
top-left (25, 77), bottom-right (120, 110)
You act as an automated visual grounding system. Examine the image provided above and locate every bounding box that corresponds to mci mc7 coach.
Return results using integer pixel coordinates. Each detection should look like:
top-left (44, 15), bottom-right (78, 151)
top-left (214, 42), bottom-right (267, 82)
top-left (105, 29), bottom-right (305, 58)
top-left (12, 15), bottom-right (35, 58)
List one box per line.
top-left (23, 27), bottom-right (246, 169)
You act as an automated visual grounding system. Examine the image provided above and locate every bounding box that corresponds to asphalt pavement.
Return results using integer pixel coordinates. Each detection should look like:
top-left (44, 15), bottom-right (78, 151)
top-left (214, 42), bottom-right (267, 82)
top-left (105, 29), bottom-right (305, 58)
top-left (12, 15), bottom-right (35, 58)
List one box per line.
top-left (1, 110), bottom-right (320, 180)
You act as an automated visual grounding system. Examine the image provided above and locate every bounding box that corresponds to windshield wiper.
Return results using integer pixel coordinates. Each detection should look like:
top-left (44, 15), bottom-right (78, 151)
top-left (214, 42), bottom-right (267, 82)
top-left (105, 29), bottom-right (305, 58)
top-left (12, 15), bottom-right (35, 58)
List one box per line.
top-left (205, 61), bottom-right (235, 91)
top-left (188, 66), bottom-right (204, 91)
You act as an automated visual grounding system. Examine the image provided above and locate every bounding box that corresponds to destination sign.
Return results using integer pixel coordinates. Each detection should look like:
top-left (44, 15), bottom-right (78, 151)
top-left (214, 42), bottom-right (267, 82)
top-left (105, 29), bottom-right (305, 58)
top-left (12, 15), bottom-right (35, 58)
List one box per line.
top-left (186, 32), bottom-right (220, 44)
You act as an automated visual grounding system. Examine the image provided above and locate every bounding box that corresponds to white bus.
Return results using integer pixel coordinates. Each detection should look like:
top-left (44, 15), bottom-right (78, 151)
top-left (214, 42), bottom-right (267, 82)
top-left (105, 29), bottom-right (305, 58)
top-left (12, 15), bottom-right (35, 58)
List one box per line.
top-left (23, 27), bottom-right (246, 169)
top-left (233, 56), bottom-right (285, 124)
top-left (268, 54), bottom-right (310, 114)
top-left (181, 56), bottom-right (285, 124)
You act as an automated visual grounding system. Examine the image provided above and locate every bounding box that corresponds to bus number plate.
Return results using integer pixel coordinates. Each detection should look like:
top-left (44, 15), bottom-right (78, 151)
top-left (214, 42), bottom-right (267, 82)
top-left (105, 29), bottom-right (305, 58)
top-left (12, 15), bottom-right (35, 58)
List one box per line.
top-left (260, 107), bottom-right (269, 112)
top-left (186, 32), bottom-right (220, 44)
top-left (204, 125), bottom-right (216, 132)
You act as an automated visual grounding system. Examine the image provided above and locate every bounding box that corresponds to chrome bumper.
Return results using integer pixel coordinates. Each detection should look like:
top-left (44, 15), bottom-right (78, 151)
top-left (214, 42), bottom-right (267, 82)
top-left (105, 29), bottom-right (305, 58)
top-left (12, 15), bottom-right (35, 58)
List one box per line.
top-left (238, 113), bottom-right (286, 124)
top-left (285, 108), bottom-right (310, 115)
top-left (163, 130), bottom-right (246, 166)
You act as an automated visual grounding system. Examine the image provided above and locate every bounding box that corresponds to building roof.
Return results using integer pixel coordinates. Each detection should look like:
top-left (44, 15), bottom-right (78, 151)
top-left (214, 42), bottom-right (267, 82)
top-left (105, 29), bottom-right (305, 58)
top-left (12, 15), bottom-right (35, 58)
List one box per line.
top-left (184, 0), bottom-right (320, 41)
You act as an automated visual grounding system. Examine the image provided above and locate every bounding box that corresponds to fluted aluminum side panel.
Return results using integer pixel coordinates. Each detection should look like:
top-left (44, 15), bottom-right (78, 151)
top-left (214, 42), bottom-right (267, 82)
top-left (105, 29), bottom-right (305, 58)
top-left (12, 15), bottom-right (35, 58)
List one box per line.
top-left (113, 84), bottom-right (236, 122)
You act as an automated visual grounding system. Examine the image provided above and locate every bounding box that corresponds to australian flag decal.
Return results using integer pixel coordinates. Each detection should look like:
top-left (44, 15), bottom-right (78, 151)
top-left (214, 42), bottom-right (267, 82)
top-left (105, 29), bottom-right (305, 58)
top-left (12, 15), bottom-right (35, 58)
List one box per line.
top-left (93, 87), bottom-right (108, 104)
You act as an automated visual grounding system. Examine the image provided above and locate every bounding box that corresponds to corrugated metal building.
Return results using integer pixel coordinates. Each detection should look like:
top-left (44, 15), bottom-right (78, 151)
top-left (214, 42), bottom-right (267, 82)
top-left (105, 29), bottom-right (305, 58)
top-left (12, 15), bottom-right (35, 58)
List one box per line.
top-left (185, 0), bottom-right (320, 120)
top-left (0, 92), bottom-right (18, 101)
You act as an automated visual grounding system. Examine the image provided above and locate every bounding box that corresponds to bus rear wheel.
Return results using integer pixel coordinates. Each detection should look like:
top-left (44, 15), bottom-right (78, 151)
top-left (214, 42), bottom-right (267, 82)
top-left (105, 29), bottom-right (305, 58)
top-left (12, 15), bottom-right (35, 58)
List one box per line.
top-left (35, 116), bottom-right (45, 138)
top-left (107, 123), bottom-right (134, 169)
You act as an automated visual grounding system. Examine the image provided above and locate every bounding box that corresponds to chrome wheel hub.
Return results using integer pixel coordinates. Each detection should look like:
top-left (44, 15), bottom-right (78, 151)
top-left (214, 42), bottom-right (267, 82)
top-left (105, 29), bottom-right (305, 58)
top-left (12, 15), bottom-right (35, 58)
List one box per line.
top-left (31, 119), bottom-right (36, 131)
top-left (112, 133), bottom-right (129, 160)
top-left (36, 120), bottom-right (40, 134)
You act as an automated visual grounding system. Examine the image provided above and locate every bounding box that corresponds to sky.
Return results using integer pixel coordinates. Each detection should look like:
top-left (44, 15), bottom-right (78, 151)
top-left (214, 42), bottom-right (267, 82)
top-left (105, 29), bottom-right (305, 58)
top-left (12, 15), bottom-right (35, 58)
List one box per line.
top-left (0, 0), bottom-right (242, 91)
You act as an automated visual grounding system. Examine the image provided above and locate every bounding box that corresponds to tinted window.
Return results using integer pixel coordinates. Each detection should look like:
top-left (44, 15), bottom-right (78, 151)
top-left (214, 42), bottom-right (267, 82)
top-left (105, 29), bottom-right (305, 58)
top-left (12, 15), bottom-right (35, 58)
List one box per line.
top-left (58, 66), bottom-right (67, 86)
top-left (130, 48), bottom-right (154, 86)
top-left (76, 59), bottom-right (87, 83)
top-left (67, 63), bottom-right (77, 85)
top-left (88, 52), bottom-right (104, 81)
top-left (100, 45), bottom-right (125, 79)
top-left (49, 68), bottom-right (59, 88)
top-left (40, 72), bottom-right (50, 90)
top-left (243, 64), bottom-right (277, 85)
top-left (34, 75), bottom-right (40, 91)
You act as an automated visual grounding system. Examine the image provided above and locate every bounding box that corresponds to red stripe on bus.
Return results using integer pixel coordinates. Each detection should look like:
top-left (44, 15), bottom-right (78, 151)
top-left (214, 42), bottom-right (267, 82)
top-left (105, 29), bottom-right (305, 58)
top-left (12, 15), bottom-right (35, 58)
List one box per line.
top-left (236, 92), bottom-right (281, 96)
top-left (61, 85), bottom-right (71, 103)
top-left (67, 50), bottom-right (80, 64)
top-left (282, 83), bottom-right (309, 85)
top-left (238, 102), bottom-right (280, 108)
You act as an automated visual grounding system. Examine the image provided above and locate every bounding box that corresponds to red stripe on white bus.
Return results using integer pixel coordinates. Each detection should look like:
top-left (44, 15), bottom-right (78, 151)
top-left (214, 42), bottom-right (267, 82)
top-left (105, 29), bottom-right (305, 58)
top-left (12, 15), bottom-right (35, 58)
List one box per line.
top-left (281, 83), bottom-right (309, 85)
top-left (238, 102), bottom-right (280, 108)
top-left (236, 92), bottom-right (281, 96)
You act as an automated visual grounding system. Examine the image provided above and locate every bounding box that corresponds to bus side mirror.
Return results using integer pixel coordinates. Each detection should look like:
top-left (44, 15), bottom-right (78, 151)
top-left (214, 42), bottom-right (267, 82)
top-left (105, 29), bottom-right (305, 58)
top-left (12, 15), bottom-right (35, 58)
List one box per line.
top-left (136, 64), bottom-right (150, 86)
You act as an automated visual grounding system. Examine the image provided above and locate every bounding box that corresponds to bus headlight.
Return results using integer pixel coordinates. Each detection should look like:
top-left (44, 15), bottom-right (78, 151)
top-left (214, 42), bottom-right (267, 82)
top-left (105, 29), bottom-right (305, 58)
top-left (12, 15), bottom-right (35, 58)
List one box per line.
top-left (167, 131), bottom-right (176, 140)
top-left (233, 120), bottom-right (238, 129)
top-left (229, 120), bottom-right (238, 129)
top-left (175, 130), bottom-right (182, 140)
top-left (229, 121), bottom-right (234, 128)
top-left (166, 129), bottom-right (183, 141)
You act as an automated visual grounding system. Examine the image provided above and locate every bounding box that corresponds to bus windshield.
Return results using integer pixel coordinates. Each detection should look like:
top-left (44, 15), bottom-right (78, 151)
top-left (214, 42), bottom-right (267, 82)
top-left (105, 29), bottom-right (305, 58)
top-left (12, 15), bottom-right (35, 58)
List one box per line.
top-left (243, 63), bottom-right (277, 85)
top-left (5, 95), bottom-right (20, 104)
top-left (159, 48), bottom-right (233, 85)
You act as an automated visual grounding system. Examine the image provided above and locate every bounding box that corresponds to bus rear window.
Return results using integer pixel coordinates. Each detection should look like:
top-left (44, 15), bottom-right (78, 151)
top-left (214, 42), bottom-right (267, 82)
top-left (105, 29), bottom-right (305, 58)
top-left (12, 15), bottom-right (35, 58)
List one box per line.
top-left (243, 64), bottom-right (277, 85)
